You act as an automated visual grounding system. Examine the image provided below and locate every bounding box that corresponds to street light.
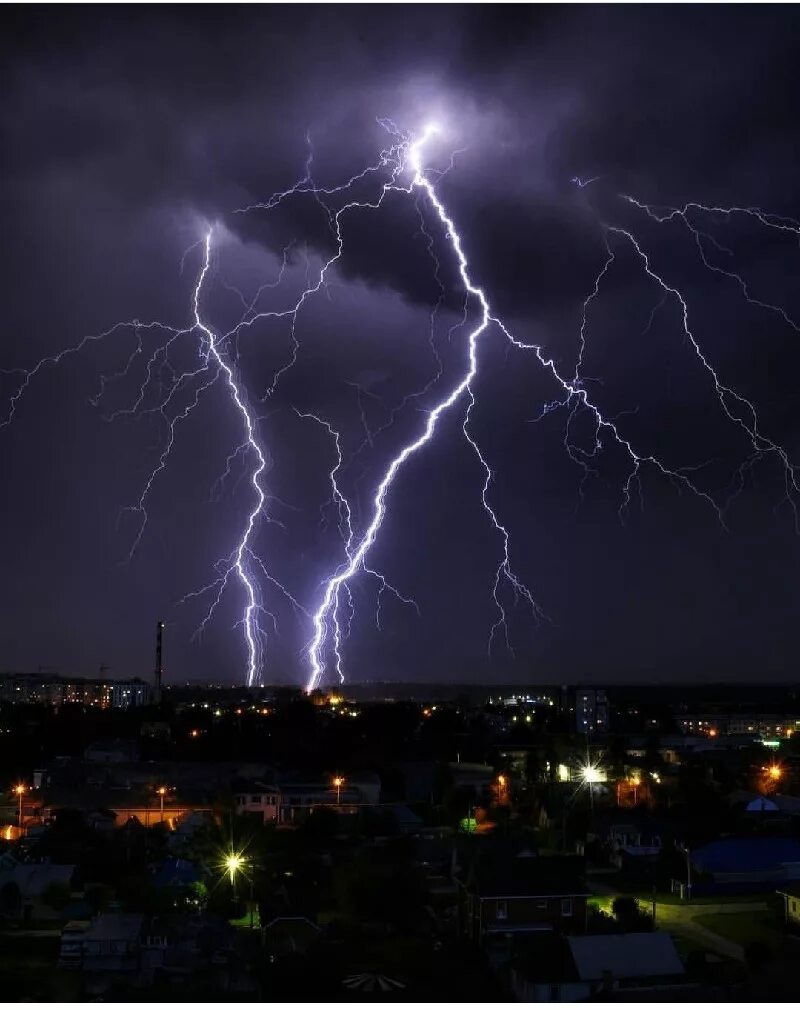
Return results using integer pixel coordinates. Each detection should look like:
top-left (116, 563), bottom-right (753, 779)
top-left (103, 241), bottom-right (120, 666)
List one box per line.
top-left (225, 852), bottom-right (244, 899)
top-left (333, 776), bottom-right (344, 805)
top-left (678, 843), bottom-right (692, 900)
top-left (629, 774), bottom-right (641, 806)
top-left (157, 786), bottom-right (167, 821)
top-left (14, 784), bottom-right (25, 830)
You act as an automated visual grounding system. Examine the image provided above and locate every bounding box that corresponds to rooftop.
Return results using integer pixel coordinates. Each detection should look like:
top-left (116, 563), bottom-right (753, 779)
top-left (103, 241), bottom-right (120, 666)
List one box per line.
top-left (567, 933), bottom-right (684, 981)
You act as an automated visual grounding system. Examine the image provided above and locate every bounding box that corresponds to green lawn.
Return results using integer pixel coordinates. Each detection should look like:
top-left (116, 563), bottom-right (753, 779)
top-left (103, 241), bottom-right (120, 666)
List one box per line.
top-left (229, 900), bottom-right (261, 929)
top-left (693, 911), bottom-right (783, 951)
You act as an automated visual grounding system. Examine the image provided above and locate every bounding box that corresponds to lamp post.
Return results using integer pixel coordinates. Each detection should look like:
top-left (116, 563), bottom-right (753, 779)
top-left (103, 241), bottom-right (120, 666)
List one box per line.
top-left (157, 786), bottom-right (166, 821)
top-left (14, 784), bottom-right (26, 831)
top-left (225, 853), bottom-right (243, 901)
top-left (678, 843), bottom-right (692, 900)
top-left (629, 775), bottom-right (640, 806)
top-left (333, 776), bottom-right (344, 806)
top-left (581, 763), bottom-right (603, 812)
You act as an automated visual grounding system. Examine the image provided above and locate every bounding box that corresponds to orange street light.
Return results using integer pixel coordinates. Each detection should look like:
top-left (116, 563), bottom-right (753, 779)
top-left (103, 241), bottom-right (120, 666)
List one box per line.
top-left (14, 784), bottom-right (26, 829)
top-left (333, 776), bottom-right (344, 804)
top-left (768, 764), bottom-right (783, 781)
top-left (157, 786), bottom-right (167, 818)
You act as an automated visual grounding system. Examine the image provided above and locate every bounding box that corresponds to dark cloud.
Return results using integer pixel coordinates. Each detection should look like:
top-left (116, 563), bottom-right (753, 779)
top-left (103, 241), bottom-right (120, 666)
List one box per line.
top-left (1, 7), bottom-right (800, 686)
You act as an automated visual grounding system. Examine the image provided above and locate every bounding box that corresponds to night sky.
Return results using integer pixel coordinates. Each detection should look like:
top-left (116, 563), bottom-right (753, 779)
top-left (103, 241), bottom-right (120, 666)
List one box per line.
top-left (2, 7), bottom-right (800, 687)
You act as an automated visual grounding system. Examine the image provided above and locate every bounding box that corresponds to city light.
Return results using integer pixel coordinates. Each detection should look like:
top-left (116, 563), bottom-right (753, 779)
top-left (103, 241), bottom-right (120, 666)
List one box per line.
top-left (581, 764), bottom-right (604, 784)
top-left (14, 783), bottom-right (26, 830)
top-left (333, 775), bottom-right (345, 804)
top-left (768, 764), bottom-right (783, 781)
top-left (225, 853), bottom-right (243, 881)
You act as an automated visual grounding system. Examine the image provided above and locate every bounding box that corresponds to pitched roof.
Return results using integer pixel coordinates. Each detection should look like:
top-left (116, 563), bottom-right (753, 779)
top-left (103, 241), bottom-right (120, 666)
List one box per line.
top-left (0, 862), bottom-right (75, 896)
top-left (567, 933), bottom-right (685, 981)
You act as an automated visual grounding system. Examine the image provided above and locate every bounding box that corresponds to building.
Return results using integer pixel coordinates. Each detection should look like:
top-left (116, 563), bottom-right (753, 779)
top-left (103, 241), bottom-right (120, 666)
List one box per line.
top-left (683, 836), bottom-right (800, 895)
top-left (59, 913), bottom-right (144, 972)
top-left (233, 773), bottom-right (380, 824)
top-left (0, 672), bottom-right (150, 709)
top-left (677, 713), bottom-right (800, 738)
top-left (0, 861), bottom-right (76, 921)
top-left (509, 932), bottom-right (687, 1002)
top-left (567, 932), bottom-right (685, 995)
top-left (777, 883), bottom-right (800, 930)
top-left (574, 689), bottom-right (609, 735)
top-left (458, 847), bottom-right (590, 944)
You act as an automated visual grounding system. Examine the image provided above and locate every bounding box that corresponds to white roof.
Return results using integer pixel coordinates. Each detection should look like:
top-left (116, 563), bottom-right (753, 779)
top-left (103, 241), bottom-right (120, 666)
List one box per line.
top-left (567, 933), bottom-right (684, 981)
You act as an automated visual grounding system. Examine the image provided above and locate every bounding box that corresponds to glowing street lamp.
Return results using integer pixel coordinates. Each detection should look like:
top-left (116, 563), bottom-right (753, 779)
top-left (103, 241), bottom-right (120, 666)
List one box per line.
top-left (628, 774), bottom-right (641, 805)
top-left (765, 763), bottom-right (783, 787)
top-left (581, 764), bottom-right (604, 784)
top-left (156, 786), bottom-right (167, 820)
top-left (333, 776), bottom-right (344, 805)
top-left (225, 852), bottom-right (244, 898)
top-left (14, 784), bottom-right (26, 830)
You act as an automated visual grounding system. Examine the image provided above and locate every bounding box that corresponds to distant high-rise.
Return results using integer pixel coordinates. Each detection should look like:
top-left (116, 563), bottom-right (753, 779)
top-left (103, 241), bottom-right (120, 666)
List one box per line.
top-left (575, 688), bottom-right (609, 735)
top-left (154, 620), bottom-right (165, 704)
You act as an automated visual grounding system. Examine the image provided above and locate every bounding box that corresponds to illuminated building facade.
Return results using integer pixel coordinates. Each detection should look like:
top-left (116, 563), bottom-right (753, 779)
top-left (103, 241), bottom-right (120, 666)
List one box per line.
top-left (575, 689), bottom-right (609, 735)
top-left (0, 673), bottom-right (150, 708)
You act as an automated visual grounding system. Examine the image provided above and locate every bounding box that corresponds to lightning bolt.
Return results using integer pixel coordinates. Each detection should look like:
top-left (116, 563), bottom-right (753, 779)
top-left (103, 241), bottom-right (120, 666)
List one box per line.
top-left (189, 231), bottom-right (268, 686)
top-left (6, 118), bottom-right (799, 693)
top-left (622, 195), bottom-right (800, 333)
top-left (306, 124), bottom-right (544, 691)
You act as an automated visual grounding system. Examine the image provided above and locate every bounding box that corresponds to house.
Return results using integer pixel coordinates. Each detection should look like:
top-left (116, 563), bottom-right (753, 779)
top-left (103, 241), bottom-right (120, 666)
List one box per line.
top-left (0, 861), bottom-right (75, 921)
top-left (152, 857), bottom-right (201, 890)
top-left (777, 883), bottom-right (800, 930)
top-left (233, 774), bottom-right (379, 824)
top-left (59, 912), bottom-right (144, 972)
top-left (567, 932), bottom-right (685, 995)
top-left (448, 762), bottom-right (495, 799)
top-left (458, 845), bottom-right (590, 944)
top-left (686, 836), bottom-right (800, 894)
top-left (607, 821), bottom-right (663, 863)
top-left (508, 931), bottom-right (687, 1002)
top-left (509, 933), bottom-right (592, 1002)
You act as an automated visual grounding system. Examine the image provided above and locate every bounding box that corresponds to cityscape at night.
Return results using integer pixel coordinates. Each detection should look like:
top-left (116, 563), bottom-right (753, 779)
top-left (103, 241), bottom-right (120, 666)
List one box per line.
top-left (3, 4), bottom-right (800, 1003)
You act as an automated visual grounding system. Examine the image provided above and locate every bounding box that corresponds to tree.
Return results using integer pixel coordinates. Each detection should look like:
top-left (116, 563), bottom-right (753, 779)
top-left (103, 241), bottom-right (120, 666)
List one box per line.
top-left (586, 907), bottom-right (618, 934)
top-left (611, 895), bottom-right (653, 932)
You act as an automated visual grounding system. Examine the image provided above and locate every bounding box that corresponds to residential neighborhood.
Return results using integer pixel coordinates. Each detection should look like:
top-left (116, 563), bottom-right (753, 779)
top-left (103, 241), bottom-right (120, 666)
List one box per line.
top-left (2, 680), bottom-right (800, 999)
